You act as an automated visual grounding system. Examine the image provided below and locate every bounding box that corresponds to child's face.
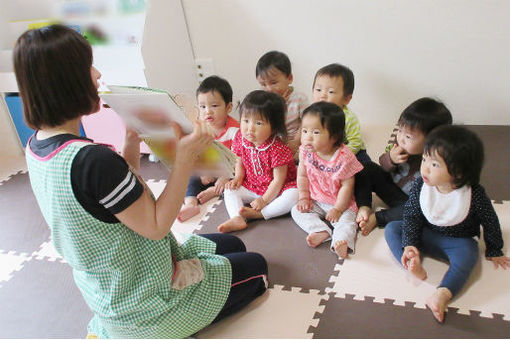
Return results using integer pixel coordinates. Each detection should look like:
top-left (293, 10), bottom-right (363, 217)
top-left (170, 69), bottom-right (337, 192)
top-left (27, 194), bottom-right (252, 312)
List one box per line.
top-left (396, 125), bottom-right (426, 155)
top-left (256, 67), bottom-right (293, 98)
top-left (240, 112), bottom-right (272, 147)
top-left (420, 151), bottom-right (455, 192)
top-left (197, 90), bottom-right (232, 131)
top-left (301, 114), bottom-right (337, 156)
top-left (312, 75), bottom-right (352, 107)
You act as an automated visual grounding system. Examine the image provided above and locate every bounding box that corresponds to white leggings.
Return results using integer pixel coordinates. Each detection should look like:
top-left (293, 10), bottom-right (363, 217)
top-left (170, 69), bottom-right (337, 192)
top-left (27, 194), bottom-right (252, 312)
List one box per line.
top-left (224, 186), bottom-right (299, 220)
top-left (291, 201), bottom-right (358, 253)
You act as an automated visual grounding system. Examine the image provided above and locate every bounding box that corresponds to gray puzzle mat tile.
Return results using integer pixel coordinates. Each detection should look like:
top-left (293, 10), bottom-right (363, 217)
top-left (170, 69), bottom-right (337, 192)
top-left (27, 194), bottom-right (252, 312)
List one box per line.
top-left (0, 259), bottom-right (91, 338)
top-left (0, 172), bottom-right (50, 253)
top-left (196, 201), bottom-right (340, 293)
top-left (310, 294), bottom-right (510, 338)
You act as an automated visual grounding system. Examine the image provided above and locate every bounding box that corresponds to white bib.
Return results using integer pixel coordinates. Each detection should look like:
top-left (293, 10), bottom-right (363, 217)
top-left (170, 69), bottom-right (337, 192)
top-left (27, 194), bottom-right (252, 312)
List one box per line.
top-left (419, 183), bottom-right (471, 226)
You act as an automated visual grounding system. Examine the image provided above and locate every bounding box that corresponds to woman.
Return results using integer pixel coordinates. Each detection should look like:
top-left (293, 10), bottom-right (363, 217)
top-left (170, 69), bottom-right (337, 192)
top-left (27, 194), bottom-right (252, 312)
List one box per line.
top-left (14, 24), bottom-right (267, 338)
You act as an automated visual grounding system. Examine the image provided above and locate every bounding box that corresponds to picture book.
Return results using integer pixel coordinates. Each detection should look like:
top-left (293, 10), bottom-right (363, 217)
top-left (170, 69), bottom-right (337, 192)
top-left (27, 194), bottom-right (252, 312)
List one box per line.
top-left (100, 85), bottom-right (237, 177)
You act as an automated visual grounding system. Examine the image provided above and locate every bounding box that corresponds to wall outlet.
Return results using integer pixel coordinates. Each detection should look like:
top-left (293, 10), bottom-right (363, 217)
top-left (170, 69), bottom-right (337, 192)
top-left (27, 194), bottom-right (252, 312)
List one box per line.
top-left (195, 58), bottom-right (215, 82)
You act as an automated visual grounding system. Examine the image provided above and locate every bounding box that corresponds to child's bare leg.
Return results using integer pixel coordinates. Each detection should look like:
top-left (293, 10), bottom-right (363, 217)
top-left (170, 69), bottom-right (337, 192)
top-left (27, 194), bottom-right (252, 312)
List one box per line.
top-left (426, 287), bottom-right (452, 323)
top-left (306, 231), bottom-right (330, 248)
top-left (197, 186), bottom-right (219, 204)
top-left (356, 206), bottom-right (371, 224)
top-left (333, 240), bottom-right (349, 259)
top-left (359, 212), bottom-right (377, 236)
top-left (239, 206), bottom-right (264, 220)
top-left (218, 216), bottom-right (247, 233)
top-left (178, 197), bottom-right (200, 222)
top-left (408, 255), bottom-right (428, 280)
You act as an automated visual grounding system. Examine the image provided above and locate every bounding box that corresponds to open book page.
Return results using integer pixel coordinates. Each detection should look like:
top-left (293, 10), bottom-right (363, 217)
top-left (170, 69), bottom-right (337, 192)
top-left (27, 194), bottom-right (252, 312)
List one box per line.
top-left (99, 85), bottom-right (237, 177)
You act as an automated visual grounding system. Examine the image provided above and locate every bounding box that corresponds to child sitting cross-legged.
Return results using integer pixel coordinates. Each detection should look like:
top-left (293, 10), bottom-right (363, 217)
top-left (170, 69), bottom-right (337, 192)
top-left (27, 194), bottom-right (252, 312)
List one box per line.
top-left (291, 102), bottom-right (363, 259)
top-left (218, 90), bottom-right (299, 233)
top-left (178, 75), bottom-right (240, 222)
top-left (385, 125), bottom-right (510, 323)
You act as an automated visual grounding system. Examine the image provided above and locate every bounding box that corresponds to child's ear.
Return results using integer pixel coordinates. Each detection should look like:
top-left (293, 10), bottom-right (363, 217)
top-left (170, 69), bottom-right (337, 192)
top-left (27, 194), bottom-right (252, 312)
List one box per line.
top-left (226, 102), bottom-right (233, 114)
top-left (288, 73), bottom-right (293, 84)
top-left (342, 94), bottom-right (353, 106)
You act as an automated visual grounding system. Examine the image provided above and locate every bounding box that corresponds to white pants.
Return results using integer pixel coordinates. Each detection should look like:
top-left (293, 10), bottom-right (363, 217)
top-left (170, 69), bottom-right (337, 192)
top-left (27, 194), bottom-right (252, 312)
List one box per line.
top-left (224, 186), bottom-right (299, 220)
top-left (291, 201), bottom-right (358, 253)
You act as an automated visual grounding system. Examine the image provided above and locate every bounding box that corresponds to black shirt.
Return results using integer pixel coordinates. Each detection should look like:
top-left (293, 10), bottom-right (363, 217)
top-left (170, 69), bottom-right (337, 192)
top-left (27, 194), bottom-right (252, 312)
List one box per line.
top-left (29, 133), bottom-right (144, 223)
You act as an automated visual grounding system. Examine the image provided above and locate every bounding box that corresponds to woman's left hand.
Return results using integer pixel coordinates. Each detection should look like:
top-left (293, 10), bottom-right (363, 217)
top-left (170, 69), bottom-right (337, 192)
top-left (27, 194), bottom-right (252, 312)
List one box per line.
top-left (250, 197), bottom-right (267, 211)
top-left (487, 255), bottom-right (510, 269)
top-left (326, 207), bottom-right (342, 223)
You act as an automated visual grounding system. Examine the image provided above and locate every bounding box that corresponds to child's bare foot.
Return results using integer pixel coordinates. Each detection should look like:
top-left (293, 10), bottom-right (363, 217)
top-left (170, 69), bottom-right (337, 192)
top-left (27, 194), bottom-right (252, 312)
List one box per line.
top-left (333, 240), bottom-right (349, 259)
top-left (360, 212), bottom-right (377, 236)
top-left (197, 187), bottom-right (218, 204)
top-left (239, 206), bottom-right (263, 220)
top-left (306, 231), bottom-right (330, 248)
top-left (408, 255), bottom-right (427, 280)
top-left (177, 204), bottom-right (200, 222)
top-left (218, 216), bottom-right (247, 233)
top-left (425, 288), bottom-right (452, 323)
top-left (356, 206), bottom-right (371, 224)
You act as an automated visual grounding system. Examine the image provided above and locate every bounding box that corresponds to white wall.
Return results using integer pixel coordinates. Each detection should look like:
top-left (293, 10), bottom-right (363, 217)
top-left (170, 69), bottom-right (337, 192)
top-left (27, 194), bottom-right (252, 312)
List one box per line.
top-left (182, 0), bottom-right (510, 125)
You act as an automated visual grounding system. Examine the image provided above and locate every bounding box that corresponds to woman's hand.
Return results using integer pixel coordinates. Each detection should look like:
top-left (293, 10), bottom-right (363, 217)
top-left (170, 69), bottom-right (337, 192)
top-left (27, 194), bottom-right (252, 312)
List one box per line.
top-left (175, 120), bottom-right (215, 163)
top-left (487, 255), bottom-right (510, 269)
top-left (214, 177), bottom-right (229, 195)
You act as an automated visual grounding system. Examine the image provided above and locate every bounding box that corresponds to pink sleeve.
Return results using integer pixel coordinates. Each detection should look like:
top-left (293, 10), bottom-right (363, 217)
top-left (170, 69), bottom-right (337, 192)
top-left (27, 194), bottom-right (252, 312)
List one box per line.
top-left (231, 130), bottom-right (242, 156)
top-left (336, 146), bottom-right (363, 180)
top-left (270, 139), bottom-right (293, 168)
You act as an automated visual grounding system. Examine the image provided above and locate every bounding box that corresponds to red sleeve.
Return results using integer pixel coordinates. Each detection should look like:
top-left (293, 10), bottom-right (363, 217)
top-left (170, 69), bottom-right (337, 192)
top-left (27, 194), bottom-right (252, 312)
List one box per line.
top-left (270, 139), bottom-right (294, 168)
top-left (231, 130), bottom-right (242, 156)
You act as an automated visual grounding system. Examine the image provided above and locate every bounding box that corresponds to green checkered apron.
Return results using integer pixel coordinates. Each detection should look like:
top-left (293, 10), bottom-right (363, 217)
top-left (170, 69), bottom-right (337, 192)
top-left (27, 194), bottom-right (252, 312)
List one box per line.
top-left (26, 139), bottom-right (231, 338)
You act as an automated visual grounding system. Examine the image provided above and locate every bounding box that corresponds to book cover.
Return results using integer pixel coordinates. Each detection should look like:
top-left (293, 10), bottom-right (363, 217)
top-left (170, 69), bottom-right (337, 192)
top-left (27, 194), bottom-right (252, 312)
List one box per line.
top-left (100, 85), bottom-right (237, 177)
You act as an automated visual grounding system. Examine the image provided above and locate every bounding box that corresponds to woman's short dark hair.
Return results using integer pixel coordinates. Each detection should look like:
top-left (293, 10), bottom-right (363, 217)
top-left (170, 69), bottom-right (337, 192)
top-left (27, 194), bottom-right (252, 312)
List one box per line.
top-left (398, 97), bottom-right (452, 135)
top-left (196, 75), bottom-right (233, 104)
top-left (424, 125), bottom-right (484, 188)
top-left (313, 63), bottom-right (355, 96)
top-left (302, 101), bottom-right (345, 147)
top-left (13, 24), bottom-right (100, 130)
top-left (255, 50), bottom-right (292, 78)
top-left (239, 90), bottom-right (287, 141)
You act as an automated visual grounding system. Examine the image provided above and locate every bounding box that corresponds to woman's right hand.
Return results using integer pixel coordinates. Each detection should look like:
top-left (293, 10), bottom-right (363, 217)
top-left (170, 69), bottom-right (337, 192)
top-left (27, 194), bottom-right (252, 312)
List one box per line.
top-left (175, 120), bottom-right (215, 163)
top-left (226, 176), bottom-right (243, 190)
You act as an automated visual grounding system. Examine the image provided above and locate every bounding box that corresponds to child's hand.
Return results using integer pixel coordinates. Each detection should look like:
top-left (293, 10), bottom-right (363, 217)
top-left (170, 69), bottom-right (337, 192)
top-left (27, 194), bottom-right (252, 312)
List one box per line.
top-left (201, 176), bottom-right (215, 185)
top-left (297, 198), bottom-right (312, 212)
top-left (390, 144), bottom-right (409, 164)
top-left (226, 177), bottom-right (242, 190)
top-left (487, 255), bottom-right (510, 270)
top-left (401, 246), bottom-right (420, 269)
top-left (214, 177), bottom-right (229, 195)
top-left (326, 207), bottom-right (342, 223)
top-left (250, 197), bottom-right (268, 211)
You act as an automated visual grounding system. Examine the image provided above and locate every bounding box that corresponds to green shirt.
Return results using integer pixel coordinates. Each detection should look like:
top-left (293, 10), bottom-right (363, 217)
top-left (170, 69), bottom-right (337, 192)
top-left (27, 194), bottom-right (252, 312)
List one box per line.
top-left (343, 106), bottom-right (366, 155)
top-left (26, 139), bottom-right (231, 338)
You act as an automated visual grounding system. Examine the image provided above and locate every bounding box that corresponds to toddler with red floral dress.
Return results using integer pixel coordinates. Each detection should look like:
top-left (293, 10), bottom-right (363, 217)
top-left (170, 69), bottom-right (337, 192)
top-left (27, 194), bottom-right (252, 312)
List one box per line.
top-left (218, 90), bottom-right (299, 233)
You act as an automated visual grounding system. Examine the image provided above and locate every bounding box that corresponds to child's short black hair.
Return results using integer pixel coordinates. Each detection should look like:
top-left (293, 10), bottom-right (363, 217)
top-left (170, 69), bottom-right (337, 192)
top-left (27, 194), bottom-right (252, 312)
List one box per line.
top-left (256, 50), bottom-right (292, 78)
top-left (398, 97), bottom-right (452, 135)
top-left (424, 125), bottom-right (484, 188)
top-left (239, 90), bottom-right (287, 141)
top-left (13, 24), bottom-right (99, 130)
top-left (313, 63), bottom-right (355, 96)
top-left (302, 101), bottom-right (345, 147)
top-left (196, 75), bottom-right (233, 104)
